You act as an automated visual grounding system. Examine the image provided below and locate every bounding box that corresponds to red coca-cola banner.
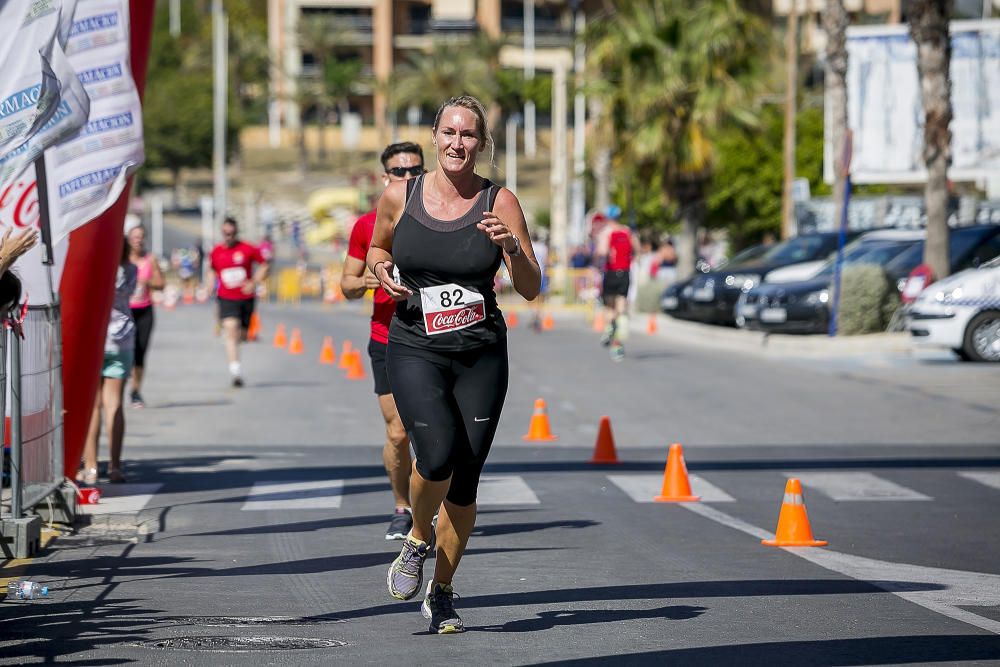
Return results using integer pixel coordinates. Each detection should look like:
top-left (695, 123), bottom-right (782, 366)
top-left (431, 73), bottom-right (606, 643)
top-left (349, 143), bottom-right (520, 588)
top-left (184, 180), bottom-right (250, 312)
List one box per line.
top-left (60, 0), bottom-right (155, 477)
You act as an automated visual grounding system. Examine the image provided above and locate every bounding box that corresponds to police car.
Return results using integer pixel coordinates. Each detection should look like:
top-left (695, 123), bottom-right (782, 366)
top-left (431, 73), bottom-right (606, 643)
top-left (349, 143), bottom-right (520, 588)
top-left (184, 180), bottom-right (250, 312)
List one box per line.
top-left (908, 256), bottom-right (1000, 362)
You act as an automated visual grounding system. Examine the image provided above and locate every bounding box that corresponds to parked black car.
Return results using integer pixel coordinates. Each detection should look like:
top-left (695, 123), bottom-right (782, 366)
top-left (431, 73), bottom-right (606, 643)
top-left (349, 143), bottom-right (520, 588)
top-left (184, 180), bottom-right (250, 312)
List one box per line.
top-left (745, 224), bottom-right (1000, 334)
top-left (683, 233), bottom-right (855, 325)
top-left (660, 243), bottom-right (773, 319)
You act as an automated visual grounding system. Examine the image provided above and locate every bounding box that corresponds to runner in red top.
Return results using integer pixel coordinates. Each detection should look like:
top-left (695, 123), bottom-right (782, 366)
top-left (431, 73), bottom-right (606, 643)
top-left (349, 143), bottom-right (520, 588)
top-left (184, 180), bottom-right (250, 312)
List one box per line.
top-left (341, 141), bottom-right (425, 540)
top-left (594, 206), bottom-right (639, 361)
top-left (210, 217), bottom-right (269, 387)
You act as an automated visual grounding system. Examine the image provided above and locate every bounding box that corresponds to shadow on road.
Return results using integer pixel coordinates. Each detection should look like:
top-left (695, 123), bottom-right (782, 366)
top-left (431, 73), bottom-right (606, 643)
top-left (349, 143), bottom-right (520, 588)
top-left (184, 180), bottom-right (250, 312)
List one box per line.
top-left (529, 634), bottom-right (1000, 665)
top-left (322, 578), bottom-right (945, 623)
top-left (476, 603), bottom-right (707, 632)
top-left (472, 519), bottom-right (600, 537)
top-left (0, 597), bottom-right (158, 664)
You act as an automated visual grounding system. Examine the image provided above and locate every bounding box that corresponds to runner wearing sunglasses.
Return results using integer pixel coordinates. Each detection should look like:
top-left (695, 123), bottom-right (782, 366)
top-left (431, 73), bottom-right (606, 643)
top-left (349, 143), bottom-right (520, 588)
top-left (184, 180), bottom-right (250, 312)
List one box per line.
top-left (341, 142), bottom-right (426, 541)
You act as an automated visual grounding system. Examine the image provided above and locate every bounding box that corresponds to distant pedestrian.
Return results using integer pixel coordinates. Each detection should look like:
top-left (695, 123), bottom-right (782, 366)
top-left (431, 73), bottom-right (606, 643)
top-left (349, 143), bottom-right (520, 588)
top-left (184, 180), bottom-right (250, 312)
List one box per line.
top-left (341, 141), bottom-right (426, 541)
top-left (127, 219), bottom-right (165, 408)
top-left (209, 217), bottom-right (269, 387)
top-left (595, 205), bottom-right (639, 361)
top-left (81, 236), bottom-right (136, 484)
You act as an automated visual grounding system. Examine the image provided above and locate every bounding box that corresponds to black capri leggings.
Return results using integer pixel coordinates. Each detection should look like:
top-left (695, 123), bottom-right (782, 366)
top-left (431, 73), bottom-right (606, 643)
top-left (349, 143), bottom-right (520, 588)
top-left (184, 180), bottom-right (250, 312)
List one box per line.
top-left (386, 339), bottom-right (508, 506)
top-left (131, 305), bottom-right (155, 369)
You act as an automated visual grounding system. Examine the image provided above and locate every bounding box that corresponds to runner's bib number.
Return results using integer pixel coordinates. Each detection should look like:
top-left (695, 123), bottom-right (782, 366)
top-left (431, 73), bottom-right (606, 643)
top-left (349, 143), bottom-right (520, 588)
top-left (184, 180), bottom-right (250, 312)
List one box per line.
top-left (420, 283), bottom-right (486, 335)
top-left (220, 266), bottom-right (248, 289)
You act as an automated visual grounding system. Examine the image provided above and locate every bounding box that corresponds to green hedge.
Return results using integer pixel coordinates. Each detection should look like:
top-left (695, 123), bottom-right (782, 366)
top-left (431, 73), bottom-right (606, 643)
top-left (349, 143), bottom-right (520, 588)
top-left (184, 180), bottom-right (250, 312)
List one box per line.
top-left (837, 265), bottom-right (900, 335)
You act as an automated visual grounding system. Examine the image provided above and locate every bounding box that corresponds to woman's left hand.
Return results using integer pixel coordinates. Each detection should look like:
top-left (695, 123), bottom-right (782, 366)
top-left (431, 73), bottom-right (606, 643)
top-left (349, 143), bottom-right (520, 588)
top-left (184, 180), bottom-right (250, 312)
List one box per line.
top-left (0, 227), bottom-right (38, 265)
top-left (477, 212), bottom-right (518, 255)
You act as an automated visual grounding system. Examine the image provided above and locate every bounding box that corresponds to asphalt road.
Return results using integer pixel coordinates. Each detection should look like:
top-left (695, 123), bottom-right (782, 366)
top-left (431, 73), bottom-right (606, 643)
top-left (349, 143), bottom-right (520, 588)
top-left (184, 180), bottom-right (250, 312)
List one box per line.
top-left (1, 300), bottom-right (998, 665)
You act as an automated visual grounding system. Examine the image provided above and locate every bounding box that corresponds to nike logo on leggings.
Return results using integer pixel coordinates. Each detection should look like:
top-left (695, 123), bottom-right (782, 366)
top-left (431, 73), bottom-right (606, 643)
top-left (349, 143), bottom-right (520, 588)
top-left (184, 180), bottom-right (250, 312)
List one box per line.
top-left (474, 417), bottom-right (490, 422)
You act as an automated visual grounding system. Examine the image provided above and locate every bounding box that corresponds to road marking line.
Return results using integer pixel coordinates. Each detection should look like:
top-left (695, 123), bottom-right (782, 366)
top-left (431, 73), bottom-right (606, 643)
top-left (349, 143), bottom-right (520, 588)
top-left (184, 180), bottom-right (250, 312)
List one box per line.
top-left (476, 475), bottom-right (540, 505)
top-left (682, 502), bottom-right (1000, 635)
top-left (607, 474), bottom-right (735, 503)
top-left (958, 471), bottom-right (1000, 491)
top-left (786, 472), bottom-right (931, 501)
top-left (241, 480), bottom-right (344, 510)
top-left (80, 483), bottom-right (163, 515)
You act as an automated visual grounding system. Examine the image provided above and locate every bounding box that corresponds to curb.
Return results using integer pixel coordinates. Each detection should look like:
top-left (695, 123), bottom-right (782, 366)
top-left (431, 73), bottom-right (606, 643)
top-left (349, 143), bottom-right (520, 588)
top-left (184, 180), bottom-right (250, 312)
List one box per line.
top-left (632, 313), bottom-right (913, 358)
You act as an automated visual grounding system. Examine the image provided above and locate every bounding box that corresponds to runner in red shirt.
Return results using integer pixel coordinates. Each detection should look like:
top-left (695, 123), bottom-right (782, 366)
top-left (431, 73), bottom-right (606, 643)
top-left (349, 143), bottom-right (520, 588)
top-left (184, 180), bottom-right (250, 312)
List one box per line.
top-left (210, 217), bottom-right (269, 387)
top-left (595, 206), bottom-right (639, 361)
top-left (341, 142), bottom-right (425, 540)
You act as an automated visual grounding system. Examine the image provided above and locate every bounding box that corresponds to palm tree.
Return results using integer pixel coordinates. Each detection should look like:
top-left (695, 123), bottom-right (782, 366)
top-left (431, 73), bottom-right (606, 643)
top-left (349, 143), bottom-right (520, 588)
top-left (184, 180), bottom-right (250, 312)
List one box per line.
top-left (297, 14), bottom-right (351, 163)
top-left (389, 35), bottom-right (500, 115)
top-left (587, 0), bottom-right (769, 278)
top-left (823, 0), bottom-right (850, 233)
top-left (909, 0), bottom-right (953, 280)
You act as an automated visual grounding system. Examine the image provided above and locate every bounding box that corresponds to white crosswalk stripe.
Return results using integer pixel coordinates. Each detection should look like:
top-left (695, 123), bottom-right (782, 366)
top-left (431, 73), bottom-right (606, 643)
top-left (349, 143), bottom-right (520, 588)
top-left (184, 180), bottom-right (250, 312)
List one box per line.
top-left (786, 472), bottom-right (931, 501)
top-left (606, 474), bottom-right (735, 503)
top-left (241, 480), bottom-right (344, 510)
top-left (80, 483), bottom-right (163, 515)
top-left (476, 475), bottom-right (540, 505)
top-left (957, 471), bottom-right (1000, 491)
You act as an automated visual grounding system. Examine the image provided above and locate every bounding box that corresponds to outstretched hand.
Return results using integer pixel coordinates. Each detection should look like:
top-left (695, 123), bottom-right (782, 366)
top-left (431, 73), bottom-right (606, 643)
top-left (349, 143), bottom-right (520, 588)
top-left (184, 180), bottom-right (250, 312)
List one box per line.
top-left (374, 260), bottom-right (413, 301)
top-left (0, 227), bottom-right (39, 266)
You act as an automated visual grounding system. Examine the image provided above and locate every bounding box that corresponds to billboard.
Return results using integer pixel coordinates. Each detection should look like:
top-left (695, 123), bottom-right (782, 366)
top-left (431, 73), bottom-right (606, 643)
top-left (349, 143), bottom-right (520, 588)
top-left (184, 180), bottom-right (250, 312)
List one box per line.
top-left (825, 20), bottom-right (1000, 185)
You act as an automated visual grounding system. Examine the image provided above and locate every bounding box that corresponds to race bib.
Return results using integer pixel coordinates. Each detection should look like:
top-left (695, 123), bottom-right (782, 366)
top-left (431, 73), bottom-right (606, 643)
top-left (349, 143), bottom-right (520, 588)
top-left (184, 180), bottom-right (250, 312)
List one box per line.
top-left (220, 266), bottom-right (248, 289)
top-left (420, 283), bottom-right (486, 335)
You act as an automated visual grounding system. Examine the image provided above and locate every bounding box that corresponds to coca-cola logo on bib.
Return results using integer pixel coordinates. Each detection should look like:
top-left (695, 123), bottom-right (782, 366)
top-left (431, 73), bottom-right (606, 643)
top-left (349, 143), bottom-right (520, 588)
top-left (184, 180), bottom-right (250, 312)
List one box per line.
top-left (426, 303), bottom-right (486, 334)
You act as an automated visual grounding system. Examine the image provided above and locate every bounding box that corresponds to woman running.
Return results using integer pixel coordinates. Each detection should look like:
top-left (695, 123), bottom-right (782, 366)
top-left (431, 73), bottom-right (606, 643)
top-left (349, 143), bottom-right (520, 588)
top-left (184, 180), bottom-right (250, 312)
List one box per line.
top-left (368, 95), bottom-right (541, 634)
top-left (127, 221), bottom-right (164, 407)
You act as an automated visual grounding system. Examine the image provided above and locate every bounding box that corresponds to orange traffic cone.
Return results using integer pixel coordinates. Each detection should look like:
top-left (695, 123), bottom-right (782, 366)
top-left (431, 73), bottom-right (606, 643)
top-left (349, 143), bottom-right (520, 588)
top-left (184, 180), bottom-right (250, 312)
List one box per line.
top-left (541, 313), bottom-right (555, 331)
top-left (522, 398), bottom-right (558, 441)
top-left (506, 311), bottom-right (519, 328)
top-left (338, 341), bottom-right (354, 369)
top-left (592, 311), bottom-right (605, 333)
top-left (273, 323), bottom-right (287, 348)
top-left (288, 328), bottom-right (304, 355)
top-left (319, 336), bottom-right (336, 365)
top-left (761, 479), bottom-right (828, 547)
top-left (589, 416), bottom-right (620, 464)
top-left (247, 312), bottom-right (261, 342)
top-left (654, 443), bottom-right (700, 502)
top-left (646, 314), bottom-right (658, 335)
top-left (345, 349), bottom-right (366, 380)
top-left (182, 290), bottom-right (194, 305)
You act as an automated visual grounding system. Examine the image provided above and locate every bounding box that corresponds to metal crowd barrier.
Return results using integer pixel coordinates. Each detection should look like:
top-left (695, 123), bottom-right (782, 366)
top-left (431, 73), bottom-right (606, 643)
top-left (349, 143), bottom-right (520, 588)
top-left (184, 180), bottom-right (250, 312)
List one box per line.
top-left (2, 304), bottom-right (65, 542)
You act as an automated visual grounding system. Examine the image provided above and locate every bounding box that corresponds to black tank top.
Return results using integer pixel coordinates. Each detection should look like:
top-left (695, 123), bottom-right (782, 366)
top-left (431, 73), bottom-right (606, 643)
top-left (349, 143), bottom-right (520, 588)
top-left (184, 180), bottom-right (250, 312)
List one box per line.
top-left (389, 174), bottom-right (507, 351)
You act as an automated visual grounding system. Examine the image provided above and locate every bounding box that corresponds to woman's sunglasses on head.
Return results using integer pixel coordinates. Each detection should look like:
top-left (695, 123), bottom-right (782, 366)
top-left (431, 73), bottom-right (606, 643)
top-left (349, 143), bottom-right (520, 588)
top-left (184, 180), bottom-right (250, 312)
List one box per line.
top-left (386, 166), bottom-right (425, 177)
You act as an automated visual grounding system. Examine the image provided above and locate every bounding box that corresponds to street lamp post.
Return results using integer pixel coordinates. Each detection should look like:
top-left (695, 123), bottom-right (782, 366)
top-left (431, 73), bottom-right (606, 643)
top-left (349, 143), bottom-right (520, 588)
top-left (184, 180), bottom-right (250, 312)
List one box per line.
top-left (570, 0), bottom-right (586, 248)
top-left (212, 0), bottom-right (228, 238)
top-left (524, 0), bottom-right (536, 159)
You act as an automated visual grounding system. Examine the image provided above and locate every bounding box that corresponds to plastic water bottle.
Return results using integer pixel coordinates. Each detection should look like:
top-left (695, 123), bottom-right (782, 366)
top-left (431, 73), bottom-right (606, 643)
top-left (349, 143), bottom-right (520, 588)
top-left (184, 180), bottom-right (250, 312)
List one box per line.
top-left (6, 580), bottom-right (48, 600)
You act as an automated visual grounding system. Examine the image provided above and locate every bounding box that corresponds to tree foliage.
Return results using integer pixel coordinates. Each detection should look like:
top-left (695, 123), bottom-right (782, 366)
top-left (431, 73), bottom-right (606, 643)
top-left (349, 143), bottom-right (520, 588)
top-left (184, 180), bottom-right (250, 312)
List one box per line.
top-left (587, 0), bottom-right (772, 275)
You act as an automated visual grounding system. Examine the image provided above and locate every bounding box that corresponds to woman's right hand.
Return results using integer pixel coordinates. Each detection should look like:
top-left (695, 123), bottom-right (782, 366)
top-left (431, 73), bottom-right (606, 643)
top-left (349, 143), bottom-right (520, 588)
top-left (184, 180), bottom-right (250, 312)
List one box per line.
top-left (374, 260), bottom-right (413, 301)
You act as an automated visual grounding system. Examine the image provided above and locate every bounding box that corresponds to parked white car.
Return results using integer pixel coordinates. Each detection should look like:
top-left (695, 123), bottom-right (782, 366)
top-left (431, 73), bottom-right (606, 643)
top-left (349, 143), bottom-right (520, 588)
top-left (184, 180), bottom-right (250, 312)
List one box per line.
top-left (908, 256), bottom-right (1000, 361)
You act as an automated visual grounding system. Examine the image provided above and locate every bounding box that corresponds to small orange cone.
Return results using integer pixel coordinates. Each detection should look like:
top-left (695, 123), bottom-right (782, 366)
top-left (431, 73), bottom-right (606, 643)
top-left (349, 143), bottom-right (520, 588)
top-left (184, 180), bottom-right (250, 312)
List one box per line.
top-left (182, 290), bottom-right (194, 305)
top-left (592, 311), bottom-right (605, 333)
top-left (319, 336), bottom-right (336, 365)
top-left (761, 479), bottom-right (828, 547)
top-left (272, 323), bottom-right (287, 348)
top-left (288, 328), bottom-right (304, 355)
top-left (247, 312), bottom-right (261, 342)
top-left (646, 314), bottom-right (658, 335)
top-left (589, 416), bottom-right (620, 464)
top-left (338, 341), bottom-right (354, 369)
top-left (345, 349), bottom-right (366, 380)
top-left (522, 398), bottom-right (558, 441)
top-left (506, 311), bottom-right (519, 328)
top-left (654, 444), bottom-right (700, 502)
top-left (541, 313), bottom-right (555, 331)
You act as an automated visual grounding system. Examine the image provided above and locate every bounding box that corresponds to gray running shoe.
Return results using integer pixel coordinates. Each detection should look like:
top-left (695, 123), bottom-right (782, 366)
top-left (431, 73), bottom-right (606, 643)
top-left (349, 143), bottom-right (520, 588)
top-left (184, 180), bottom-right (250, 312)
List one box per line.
top-left (610, 343), bottom-right (625, 362)
top-left (387, 536), bottom-right (430, 600)
top-left (385, 508), bottom-right (413, 541)
top-left (421, 581), bottom-right (464, 634)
